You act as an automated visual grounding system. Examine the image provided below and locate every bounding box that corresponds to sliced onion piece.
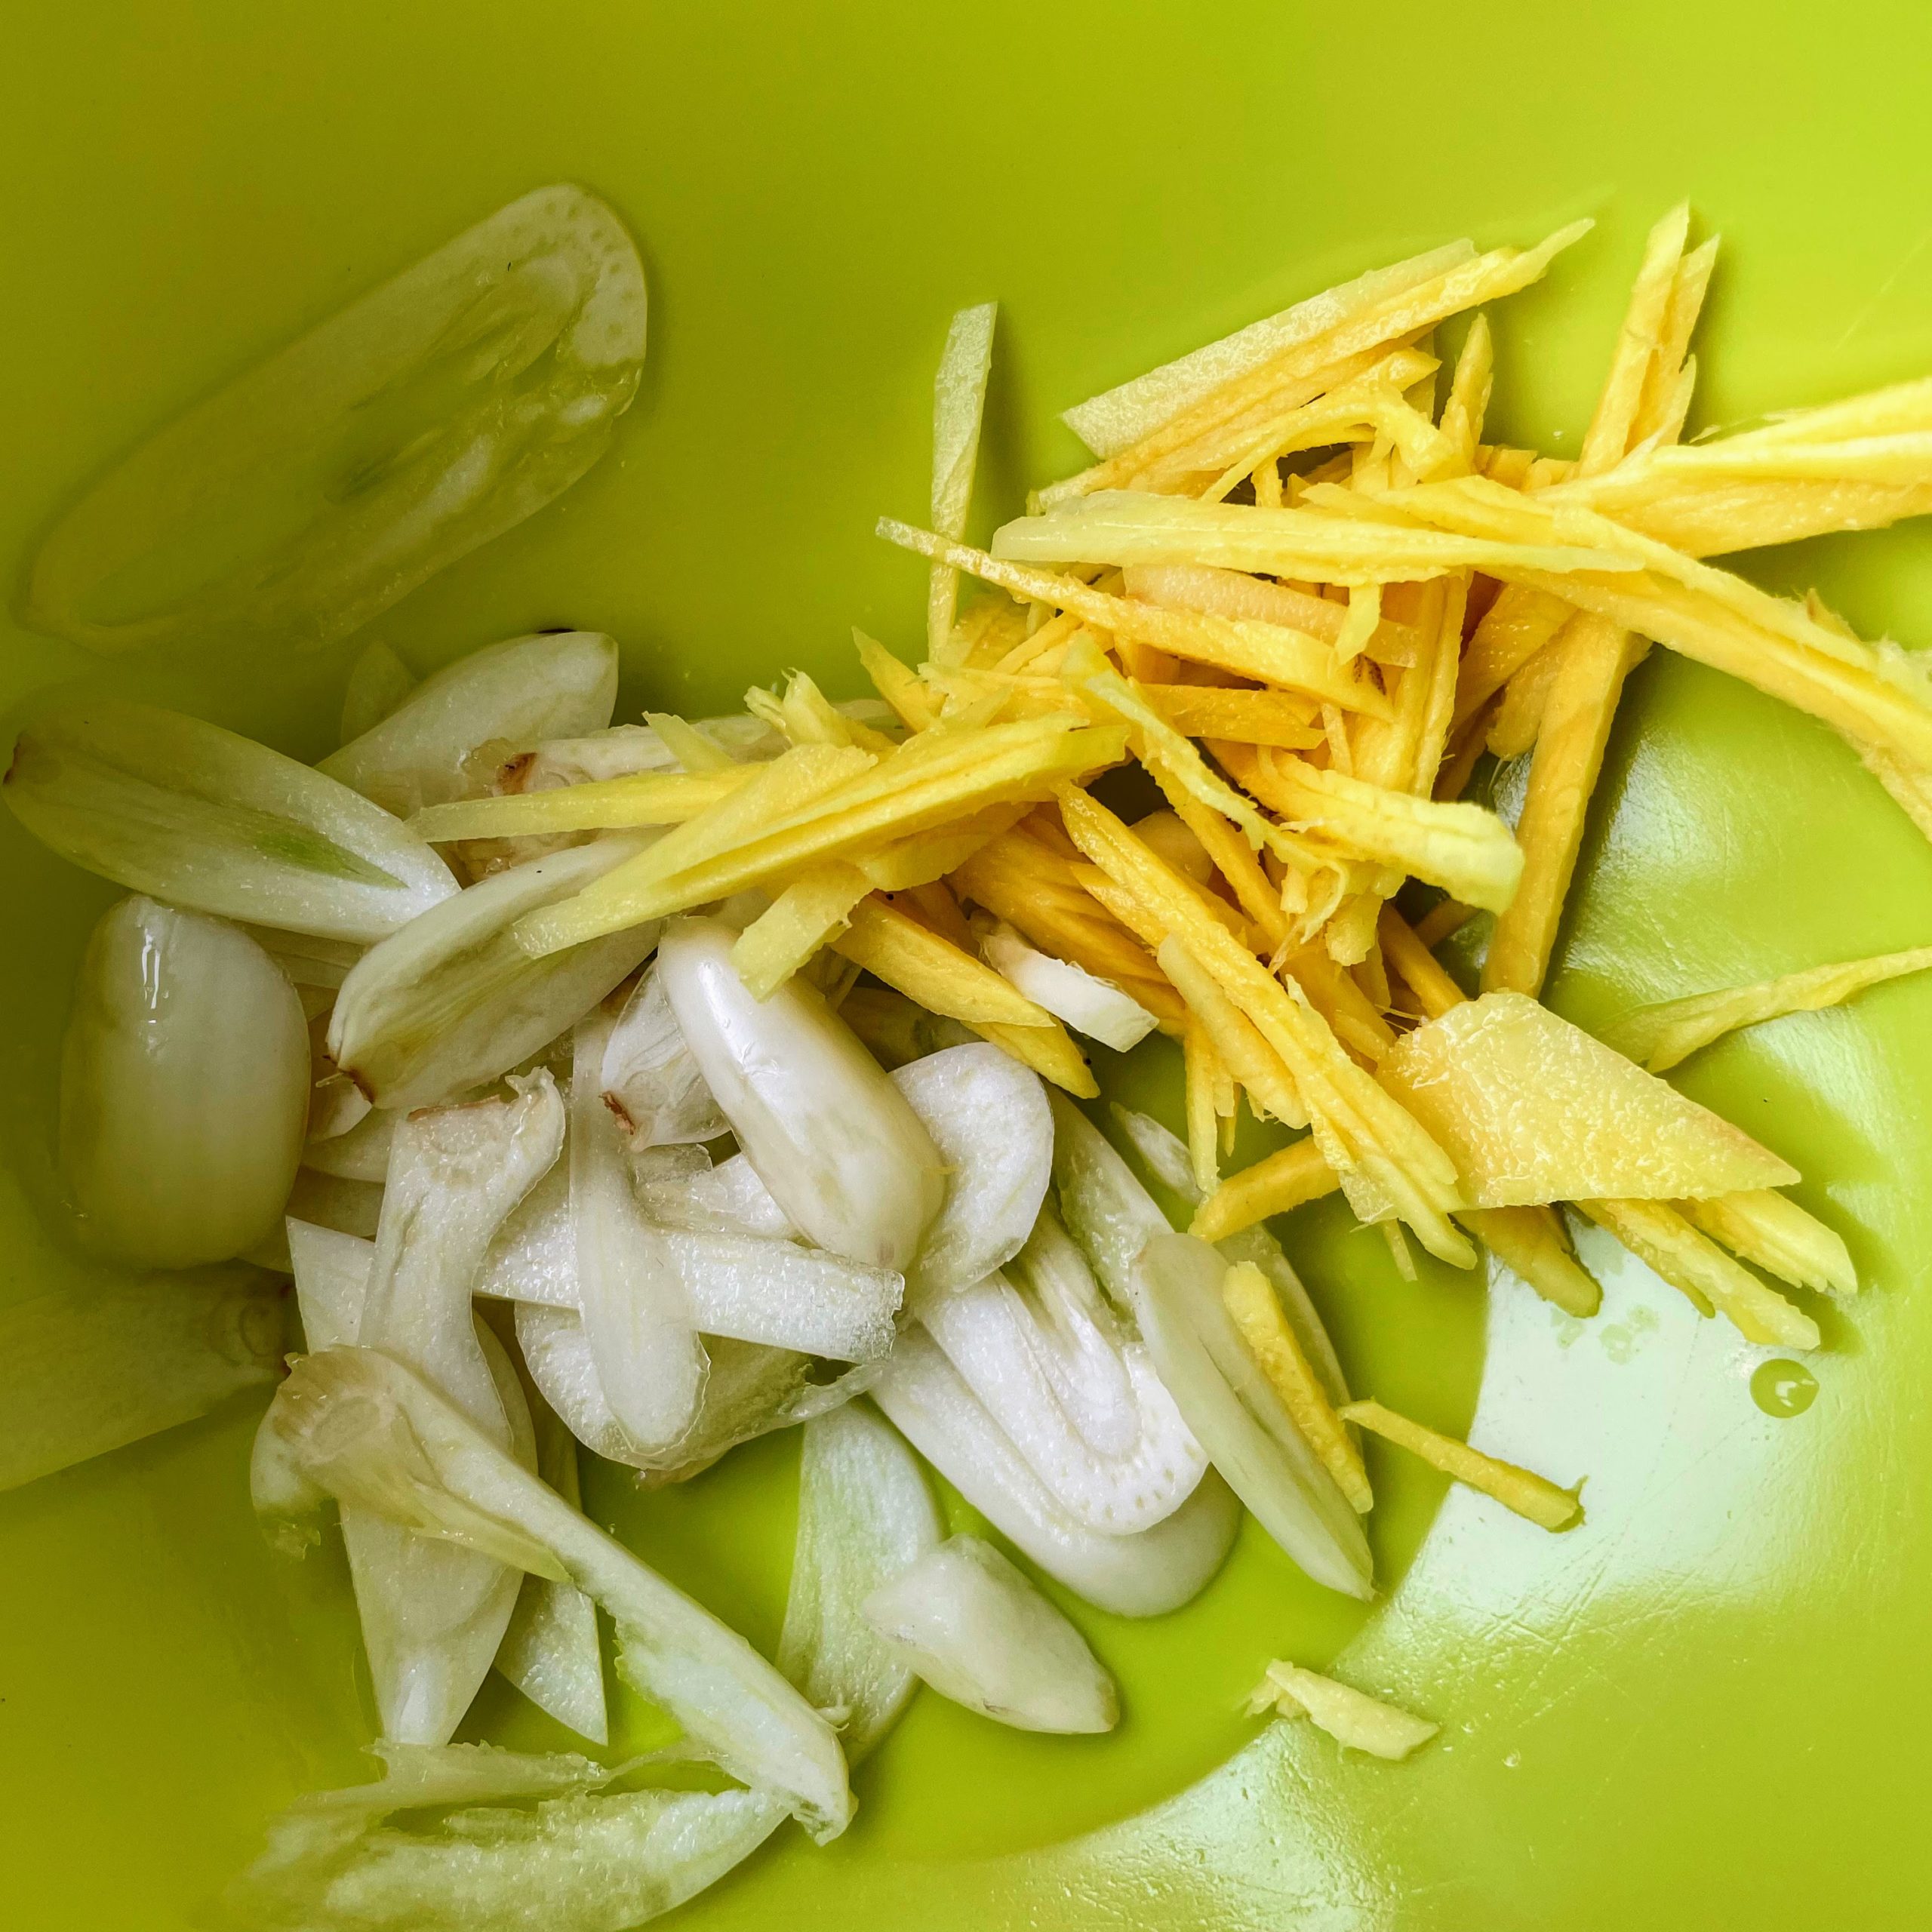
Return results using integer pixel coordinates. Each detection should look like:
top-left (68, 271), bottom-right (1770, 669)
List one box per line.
top-left (1045, 1092), bottom-right (1171, 1326)
top-left (873, 1327), bottom-right (1238, 1617)
top-left (631, 1147), bottom-right (797, 1240)
top-left (2, 1267), bottom-right (281, 1493)
top-left (568, 1017), bottom-right (707, 1456)
top-left (1134, 1232), bottom-right (1372, 1600)
top-left (921, 1223), bottom-right (1204, 1534)
top-left (321, 632), bottom-right (619, 817)
top-left (890, 1042), bottom-right (1053, 1301)
top-left (328, 836), bottom-right (659, 1109)
top-left (600, 964), bottom-right (729, 1146)
top-left (657, 917), bottom-right (946, 1269)
top-left (479, 1142), bottom-right (900, 1363)
top-left (1109, 1103), bottom-right (1200, 1202)
top-left (26, 185), bottom-right (646, 656)
top-left (862, 1534), bottom-right (1117, 1734)
top-left (60, 896), bottom-right (309, 1267)
top-left (5, 702), bottom-right (457, 941)
top-left (257, 1346), bottom-right (852, 1840)
top-left (303, 1105), bottom-right (396, 1183)
top-left (349, 1077), bottom-right (562, 1743)
top-left (978, 919), bottom-right (1159, 1052)
top-left (494, 1369), bottom-right (609, 1745)
top-left (780, 1403), bottom-right (941, 1763)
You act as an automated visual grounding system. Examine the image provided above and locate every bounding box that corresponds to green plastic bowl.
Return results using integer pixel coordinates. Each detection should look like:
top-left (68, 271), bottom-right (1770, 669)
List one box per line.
top-left (6, 5), bottom-right (1932, 1926)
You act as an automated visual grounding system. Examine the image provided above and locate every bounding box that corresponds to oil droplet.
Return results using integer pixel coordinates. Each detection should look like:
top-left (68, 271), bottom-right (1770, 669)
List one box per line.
top-left (1750, 1358), bottom-right (1819, 1418)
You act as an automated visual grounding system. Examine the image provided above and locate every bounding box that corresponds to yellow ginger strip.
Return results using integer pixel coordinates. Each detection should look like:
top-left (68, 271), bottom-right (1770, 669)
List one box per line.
top-left (1191, 1137), bottom-right (1340, 1241)
top-left (1454, 584), bottom-right (1578, 730)
top-left (928, 302), bottom-right (998, 663)
top-left (1061, 241), bottom-right (1476, 458)
top-left (1121, 561), bottom-right (1378, 652)
top-left (1339, 1398), bottom-right (1582, 1531)
top-left (411, 767), bottom-right (754, 841)
top-left (1245, 1661), bottom-right (1438, 1761)
top-left (1386, 481), bottom-right (1932, 771)
top-left (1280, 942), bottom-right (1396, 1063)
top-left (1182, 1024), bottom-right (1224, 1198)
top-left (1060, 787), bottom-right (1470, 1262)
top-left (879, 520), bottom-right (1387, 712)
top-left (1157, 937), bottom-right (1310, 1130)
top-left (518, 721), bottom-right (1126, 952)
top-left (1577, 203), bottom-right (1693, 473)
top-left (1481, 211), bottom-right (1708, 998)
top-left (1604, 946), bottom-right (1932, 1070)
top-left (730, 864), bottom-right (872, 999)
top-left (854, 629), bottom-right (939, 732)
top-left (1049, 222), bottom-right (1591, 501)
top-left (1678, 1189), bottom-right (1857, 1297)
top-left (1432, 312), bottom-right (1494, 478)
top-left (1411, 897), bottom-right (1477, 950)
top-left (1631, 235), bottom-right (1718, 448)
top-left (1161, 789), bottom-right (1291, 952)
top-left (1486, 637), bottom-right (1567, 758)
top-left (1580, 1197), bottom-right (1820, 1349)
top-left (1482, 614), bottom-right (1646, 995)
top-left (748, 671), bottom-right (898, 755)
top-left (830, 895), bottom-right (1096, 1097)
top-left (1459, 1204), bottom-right (1601, 1318)
top-left (1223, 1260), bottom-right (1371, 1511)
top-left (1241, 749), bottom-right (1524, 913)
top-left (1137, 684), bottom-right (1323, 750)
top-left (644, 710), bottom-right (739, 773)
top-left (854, 804), bottom-right (1026, 893)
top-left (989, 491), bottom-right (1635, 588)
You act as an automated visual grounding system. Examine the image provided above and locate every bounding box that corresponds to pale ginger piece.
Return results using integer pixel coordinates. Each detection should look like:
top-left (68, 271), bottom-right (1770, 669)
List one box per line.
top-left (1454, 584), bottom-right (1577, 731)
top-left (1182, 1023), bottom-right (1225, 1198)
top-left (830, 894), bottom-right (1097, 1098)
top-left (1190, 1137), bottom-right (1340, 1242)
top-left (1223, 1261), bottom-right (1371, 1512)
top-left (1457, 1204), bottom-right (1601, 1318)
top-left (1579, 1197), bottom-right (1821, 1349)
top-left (1156, 937), bottom-right (1311, 1131)
top-left (854, 629), bottom-right (939, 732)
top-left (1245, 1660), bottom-right (1438, 1761)
top-left (730, 864), bottom-right (872, 998)
top-left (928, 303), bottom-right (998, 663)
top-left (1603, 946), bottom-right (1932, 1071)
top-left (410, 766), bottom-right (753, 842)
top-left (1378, 991), bottom-right (1798, 1208)
top-left (1678, 1189), bottom-right (1857, 1297)
top-left (1339, 1398), bottom-right (1582, 1531)
top-left (1485, 636), bottom-right (1566, 758)
top-left (1057, 787), bottom-right (1472, 1263)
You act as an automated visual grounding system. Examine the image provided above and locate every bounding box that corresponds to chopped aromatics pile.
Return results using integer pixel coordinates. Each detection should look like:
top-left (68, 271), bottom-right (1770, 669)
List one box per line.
top-left (7, 186), bottom-right (1923, 1922)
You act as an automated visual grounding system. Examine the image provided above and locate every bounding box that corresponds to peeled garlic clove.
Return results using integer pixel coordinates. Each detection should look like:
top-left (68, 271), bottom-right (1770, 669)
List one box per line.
top-left (60, 895), bottom-right (309, 1267)
top-left (321, 631), bottom-right (619, 817)
top-left (24, 184), bottom-right (646, 656)
top-left (657, 917), bottom-right (946, 1271)
top-left (5, 700), bottom-right (457, 942)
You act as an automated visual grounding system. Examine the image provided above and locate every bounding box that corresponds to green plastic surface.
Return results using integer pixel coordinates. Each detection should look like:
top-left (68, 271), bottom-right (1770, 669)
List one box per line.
top-left (5, 4), bottom-right (1932, 1926)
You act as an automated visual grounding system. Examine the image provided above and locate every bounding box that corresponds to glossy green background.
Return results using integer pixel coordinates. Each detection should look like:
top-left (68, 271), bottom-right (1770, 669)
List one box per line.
top-left (5, 2), bottom-right (1932, 1926)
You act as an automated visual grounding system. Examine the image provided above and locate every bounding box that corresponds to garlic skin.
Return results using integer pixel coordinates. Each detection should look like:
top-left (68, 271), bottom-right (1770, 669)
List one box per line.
top-left (60, 894), bottom-right (309, 1267)
top-left (657, 916), bottom-right (946, 1272)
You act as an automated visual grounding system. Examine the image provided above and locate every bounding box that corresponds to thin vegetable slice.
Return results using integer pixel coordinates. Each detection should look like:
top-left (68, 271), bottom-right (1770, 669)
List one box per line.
top-left (493, 1366), bottom-right (609, 1745)
top-left (256, 1346), bottom-right (852, 1839)
top-left (780, 1402), bottom-right (943, 1762)
top-left (1678, 1189), bottom-right (1857, 1296)
top-left (657, 916), bottom-right (946, 1270)
top-left (4, 700), bottom-right (457, 942)
top-left (321, 632), bottom-right (619, 816)
top-left (26, 184), bottom-right (646, 654)
top-left (978, 918), bottom-right (1161, 1051)
top-left (928, 303), bottom-right (998, 659)
top-left (891, 1041), bottom-right (1054, 1301)
top-left (1379, 990), bottom-right (1799, 1204)
top-left (328, 835), bottom-right (660, 1109)
top-left (1603, 946), bottom-right (1932, 1071)
top-left (61, 895), bottom-right (309, 1266)
top-left (1246, 1660), bottom-right (1438, 1761)
top-left (1339, 1397), bottom-right (1582, 1531)
top-left (1134, 1232), bottom-right (1373, 1598)
top-left (873, 1327), bottom-right (1239, 1617)
top-left (567, 1017), bottom-right (707, 1456)
top-left (600, 964), bottom-right (729, 1146)
top-left (340, 641), bottom-right (418, 743)
top-left (861, 1534), bottom-right (1118, 1733)
top-left (0, 1267), bottom-right (282, 1493)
